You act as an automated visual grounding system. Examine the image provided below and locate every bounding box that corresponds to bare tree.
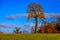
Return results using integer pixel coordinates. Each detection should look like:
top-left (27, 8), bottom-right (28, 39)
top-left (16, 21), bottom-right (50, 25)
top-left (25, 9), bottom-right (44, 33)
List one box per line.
top-left (27, 3), bottom-right (45, 33)
top-left (31, 26), bottom-right (35, 33)
top-left (14, 27), bottom-right (21, 34)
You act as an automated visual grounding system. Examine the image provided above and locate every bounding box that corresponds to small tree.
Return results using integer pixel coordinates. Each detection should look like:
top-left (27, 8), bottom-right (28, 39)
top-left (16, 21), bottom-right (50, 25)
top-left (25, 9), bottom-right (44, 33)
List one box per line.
top-left (14, 27), bottom-right (21, 34)
top-left (27, 3), bottom-right (45, 33)
top-left (31, 26), bottom-right (35, 33)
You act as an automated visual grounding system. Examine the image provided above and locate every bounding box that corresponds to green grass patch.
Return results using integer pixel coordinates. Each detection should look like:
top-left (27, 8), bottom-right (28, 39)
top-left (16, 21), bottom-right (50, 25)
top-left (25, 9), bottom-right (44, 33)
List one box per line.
top-left (0, 34), bottom-right (60, 40)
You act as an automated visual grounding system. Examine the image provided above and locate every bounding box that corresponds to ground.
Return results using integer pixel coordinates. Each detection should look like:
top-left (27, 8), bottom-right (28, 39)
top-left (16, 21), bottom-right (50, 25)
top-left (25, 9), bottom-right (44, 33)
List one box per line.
top-left (0, 34), bottom-right (60, 40)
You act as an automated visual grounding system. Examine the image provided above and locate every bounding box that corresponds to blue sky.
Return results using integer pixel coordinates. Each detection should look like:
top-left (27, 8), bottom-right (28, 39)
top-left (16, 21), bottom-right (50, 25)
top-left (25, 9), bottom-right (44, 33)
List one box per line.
top-left (0, 0), bottom-right (60, 33)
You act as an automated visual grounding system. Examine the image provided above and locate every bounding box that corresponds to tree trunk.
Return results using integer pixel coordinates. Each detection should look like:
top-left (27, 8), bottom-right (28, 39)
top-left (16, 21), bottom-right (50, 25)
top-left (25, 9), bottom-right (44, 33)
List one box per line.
top-left (34, 17), bottom-right (38, 33)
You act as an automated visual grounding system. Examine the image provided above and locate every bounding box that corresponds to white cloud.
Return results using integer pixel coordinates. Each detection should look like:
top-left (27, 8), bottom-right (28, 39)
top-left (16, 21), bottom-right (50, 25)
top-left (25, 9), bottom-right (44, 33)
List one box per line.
top-left (45, 13), bottom-right (60, 18)
top-left (5, 15), bottom-right (16, 19)
top-left (5, 14), bottom-right (28, 19)
top-left (0, 23), bottom-right (18, 28)
top-left (5, 13), bottom-right (60, 19)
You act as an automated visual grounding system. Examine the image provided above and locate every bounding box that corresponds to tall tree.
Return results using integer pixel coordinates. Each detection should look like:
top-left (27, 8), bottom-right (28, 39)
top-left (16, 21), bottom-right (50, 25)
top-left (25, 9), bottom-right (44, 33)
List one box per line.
top-left (27, 3), bottom-right (45, 33)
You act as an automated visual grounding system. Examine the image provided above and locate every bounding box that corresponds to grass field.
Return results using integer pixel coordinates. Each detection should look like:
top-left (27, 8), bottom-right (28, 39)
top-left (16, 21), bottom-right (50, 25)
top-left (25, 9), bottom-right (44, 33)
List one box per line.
top-left (0, 34), bottom-right (60, 40)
